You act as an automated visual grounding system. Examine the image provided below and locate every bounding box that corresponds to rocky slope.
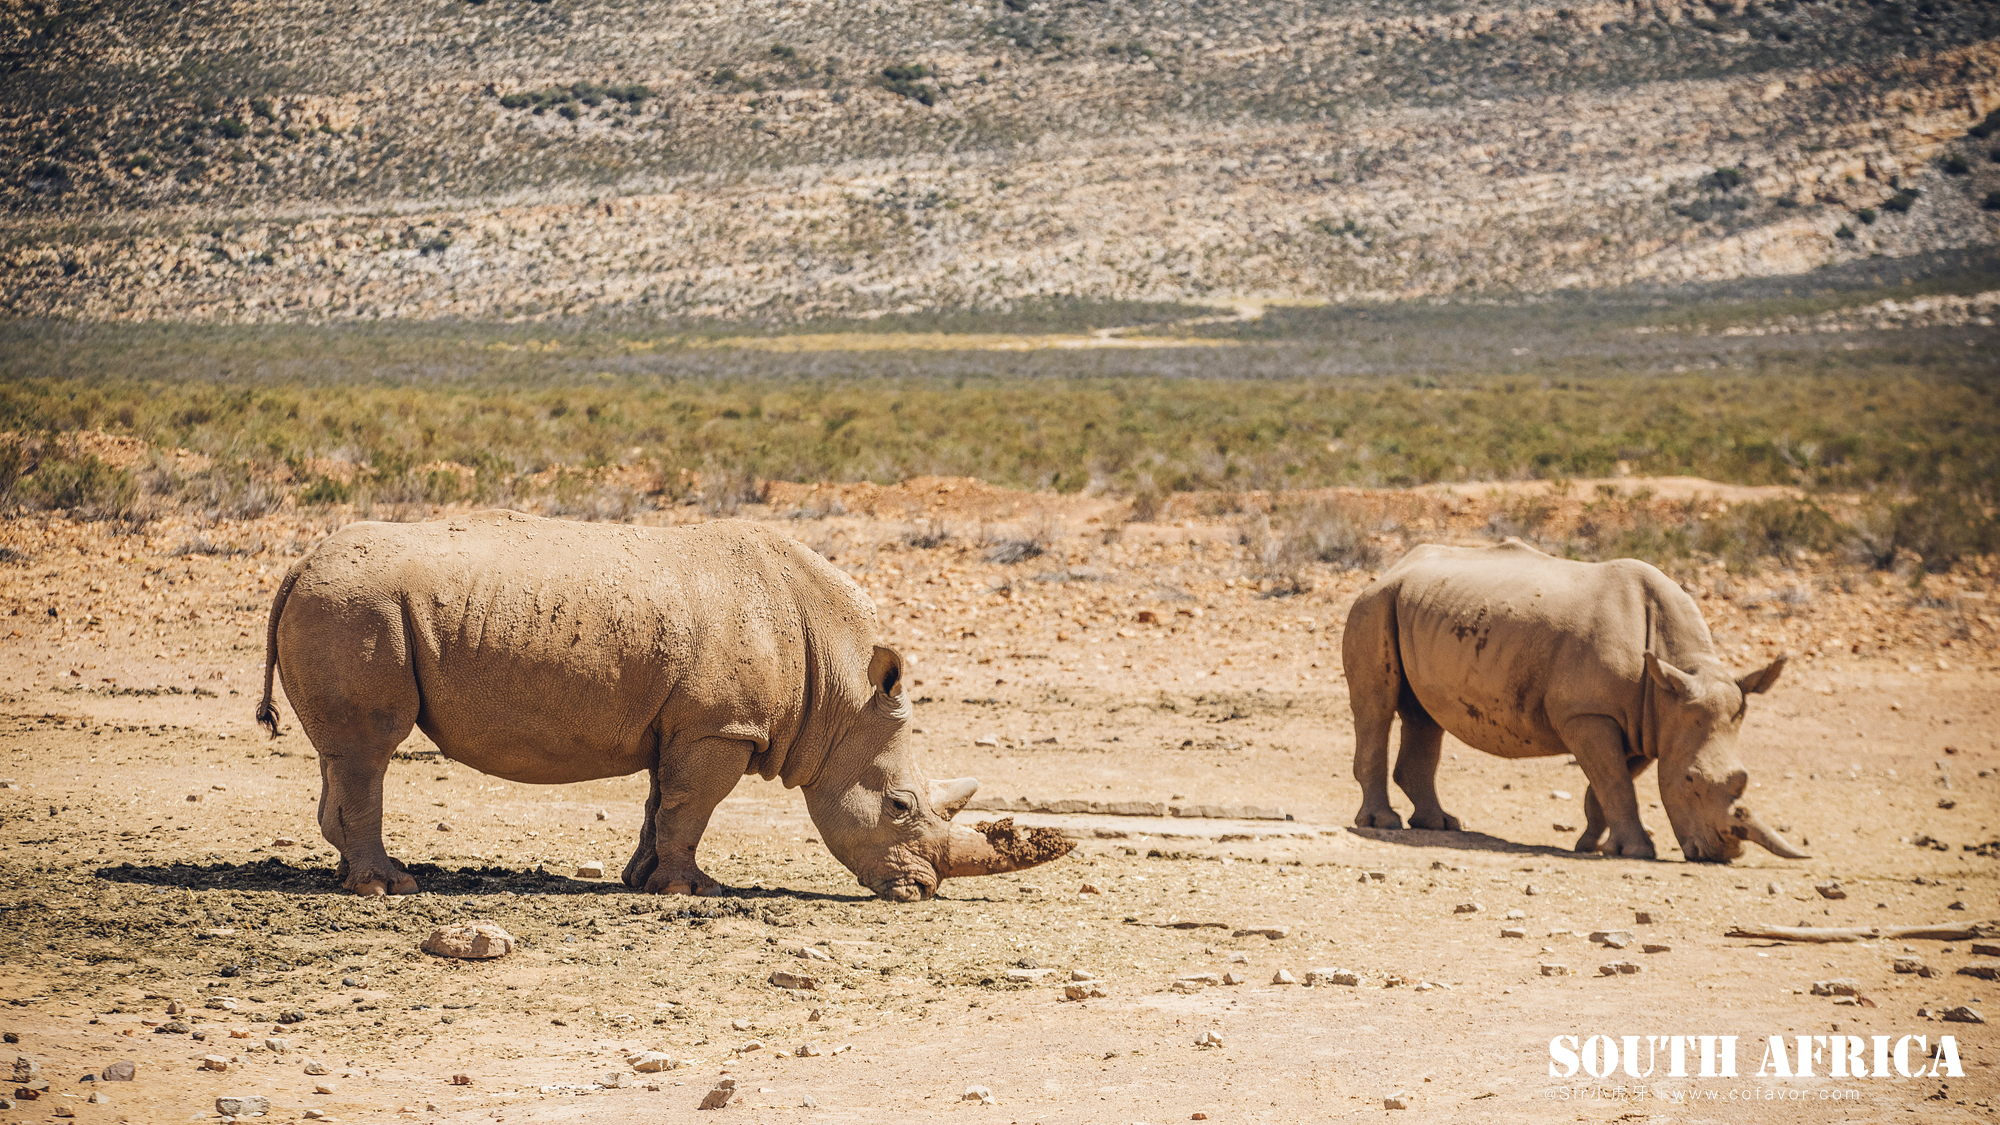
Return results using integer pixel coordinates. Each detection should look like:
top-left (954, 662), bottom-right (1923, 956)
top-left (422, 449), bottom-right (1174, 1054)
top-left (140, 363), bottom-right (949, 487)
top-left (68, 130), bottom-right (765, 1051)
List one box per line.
top-left (3, 0), bottom-right (1999, 321)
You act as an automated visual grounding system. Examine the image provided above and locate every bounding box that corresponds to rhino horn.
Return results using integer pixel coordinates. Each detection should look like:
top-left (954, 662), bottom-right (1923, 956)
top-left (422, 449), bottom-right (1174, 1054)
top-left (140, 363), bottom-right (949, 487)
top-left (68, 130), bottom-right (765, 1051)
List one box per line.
top-left (937, 817), bottom-right (1076, 880)
top-left (931, 776), bottom-right (980, 819)
top-left (1728, 804), bottom-right (1809, 859)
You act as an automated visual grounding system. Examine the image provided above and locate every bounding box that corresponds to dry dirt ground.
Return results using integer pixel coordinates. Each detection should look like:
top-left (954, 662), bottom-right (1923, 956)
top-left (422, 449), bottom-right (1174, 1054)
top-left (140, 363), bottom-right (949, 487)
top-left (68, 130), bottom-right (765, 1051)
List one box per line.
top-left (2, 480), bottom-right (1997, 1125)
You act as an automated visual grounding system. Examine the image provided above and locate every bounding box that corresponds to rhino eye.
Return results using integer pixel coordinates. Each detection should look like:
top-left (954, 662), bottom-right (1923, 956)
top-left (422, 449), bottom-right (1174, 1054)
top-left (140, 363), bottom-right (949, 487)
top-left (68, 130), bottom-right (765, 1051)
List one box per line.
top-left (888, 793), bottom-right (915, 815)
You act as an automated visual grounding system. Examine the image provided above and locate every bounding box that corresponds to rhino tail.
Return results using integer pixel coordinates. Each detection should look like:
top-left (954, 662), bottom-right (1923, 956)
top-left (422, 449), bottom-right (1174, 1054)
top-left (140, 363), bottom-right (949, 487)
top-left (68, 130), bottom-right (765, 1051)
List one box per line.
top-left (257, 562), bottom-right (306, 738)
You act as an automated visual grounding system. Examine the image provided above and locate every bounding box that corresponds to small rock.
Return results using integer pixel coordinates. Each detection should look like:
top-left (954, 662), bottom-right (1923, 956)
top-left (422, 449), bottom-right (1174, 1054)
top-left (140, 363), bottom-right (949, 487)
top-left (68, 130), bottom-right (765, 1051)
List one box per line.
top-left (304, 1111), bottom-right (327, 1120)
top-left (156, 1020), bottom-right (190, 1034)
top-left (1524, 884), bottom-right (1541, 896)
top-left (575, 860), bottom-right (605, 879)
top-left (1062, 984), bottom-right (1106, 1000)
top-left (963, 1085), bottom-right (997, 1104)
top-left (800, 1094), bottom-right (817, 1108)
top-left (314, 1086), bottom-right (335, 1095)
top-left (794, 1044), bottom-right (823, 1057)
top-left (770, 970), bottom-right (821, 990)
top-left (1633, 911), bottom-right (1653, 924)
top-left (1767, 882), bottom-right (1782, 895)
top-left (1956, 962), bottom-right (2000, 981)
top-left (736, 1039), bottom-right (766, 1054)
top-left (449, 1074), bottom-right (471, 1086)
top-left (272, 835), bottom-right (297, 847)
top-left (1500, 928), bottom-right (1527, 939)
top-left (1551, 790), bottom-right (1571, 801)
top-left (1365, 871), bottom-right (1387, 882)
top-left (1221, 972), bottom-right (1246, 986)
top-left (303, 1059), bottom-right (329, 1076)
top-left (1228, 953), bottom-right (1248, 964)
top-left (1385, 1092), bottom-right (1412, 1109)
top-left (1232, 926), bottom-right (1289, 939)
top-left (165, 1001), bottom-right (185, 1016)
top-left (1453, 902), bottom-right (1482, 914)
top-left (1176, 972), bottom-right (1220, 987)
top-left (1504, 909), bottom-right (1525, 920)
top-left (201, 1054), bottom-right (231, 1072)
top-left (633, 1052), bottom-right (676, 1073)
top-left (731, 1018), bottom-right (753, 1031)
top-left (1005, 968), bottom-right (1053, 982)
top-left (807, 1008), bottom-right (824, 1021)
top-left (436, 821), bottom-right (452, 832)
top-left (600, 1071), bottom-right (632, 1088)
top-left (10, 1057), bottom-right (38, 1082)
top-left (1641, 943), bottom-right (1671, 954)
top-left (1599, 962), bottom-right (1641, 976)
top-left (1078, 883), bottom-right (1101, 894)
top-left (265, 1038), bottom-right (290, 1053)
top-left (1305, 968), bottom-right (1363, 987)
top-left (1589, 930), bottom-right (1635, 949)
top-left (1810, 979), bottom-right (1860, 996)
top-left (1941, 1006), bottom-right (1986, 1024)
top-left (1070, 969), bottom-right (1096, 982)
top-left (1893, 957), bottom-right (1925, 974)
top-left (1271, 969), bottom-right (1297, 985)
top-left (699, 1078), bottom-right (738, 1110)
top-left (595, 809), bottom-right (609, 821)
top-left (1814, 881), bottom-right (1847, 900)
top-left (1193, 1030), bottom-right (1223, 1049)
top-left (87, 1091), bottom-right (108, 1104)
top-left (214, 1095), bottom-right (270, 1116)
top-left (101, 1060), bottom-right (135, 1082)
top-left (421, 923), bottom-right (515, 960)
top-left (797, 946), bottom-right (832, 963)
top-left (973, 736), bottom-right (999, 748)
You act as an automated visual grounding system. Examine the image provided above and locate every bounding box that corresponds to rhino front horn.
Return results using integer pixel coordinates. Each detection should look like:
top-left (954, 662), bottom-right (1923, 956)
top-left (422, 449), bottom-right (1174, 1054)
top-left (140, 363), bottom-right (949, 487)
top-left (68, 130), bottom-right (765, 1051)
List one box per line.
top-left (937, 817), bottom-right (1076, 880)
top-left (1729, 805), bottom-right (1809, 860)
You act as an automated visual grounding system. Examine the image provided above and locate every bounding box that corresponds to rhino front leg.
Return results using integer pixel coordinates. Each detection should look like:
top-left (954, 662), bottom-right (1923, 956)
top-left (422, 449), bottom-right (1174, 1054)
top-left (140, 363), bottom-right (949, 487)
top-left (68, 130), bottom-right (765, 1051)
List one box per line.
top-left (1393, 700), bottom-right (1461, 832)
top-left (1557, 715), bottom-right (1654, 859)
top-left (622, 765), bottom-right (665, 890)
top-left (637, 736), bottom-right (751, 896)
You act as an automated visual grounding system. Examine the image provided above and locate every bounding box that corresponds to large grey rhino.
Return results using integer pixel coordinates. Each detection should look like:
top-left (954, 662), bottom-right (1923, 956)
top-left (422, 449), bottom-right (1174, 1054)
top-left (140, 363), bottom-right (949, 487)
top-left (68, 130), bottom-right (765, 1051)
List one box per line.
top-left (1341, 540), bottom-right (1805, 863)
top-left (255, 509), bottom-right (1072, 900)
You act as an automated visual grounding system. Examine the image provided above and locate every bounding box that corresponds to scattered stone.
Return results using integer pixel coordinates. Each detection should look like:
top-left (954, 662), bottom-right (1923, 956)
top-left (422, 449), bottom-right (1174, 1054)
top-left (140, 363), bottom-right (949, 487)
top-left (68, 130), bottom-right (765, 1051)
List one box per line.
top-left (800, 1094), bottom-right (817, 1108)
top-left (1305, 968), bottom-right (1363, 987)
top-left (1500, 928), bottom-right (1527, 939)
top-left (633, 1052), bottom-right (676, 1073)
top-left (1364, 871), bottom-right (1387, 882)
top-left (1221, 972), bottom-right (1246, 986)
top-left (1814, 881), bottom-right (1847, 900)
top-left (206, 997), bottom-right (238, 1011)
top-left (1228, 953), bottom-right (1248, 964)
top-left (1504, 909), bottom-right (1525, 920)
top-left (1941, 1007), bottom-right (1986, 1024)
top-left (595, 809), bottom-right (609, 821)
top-left (1810, 980), bottom-right (1860, 996)
top-left (1004, 968), bottom-right (1053, 982)
top-left (1176, 972), bottom-right (1220, 987)
top-left (1193, 1030), bottom-right (1223, 1049)
top-left (201, 1055), bottom-right (231, 1072)
top-left (731, 1018), bottom-right (753, 1031)
top-left (156, 1020), bottom-right (190, 1034)
top-left (1599, 962), bottom-right (1641, 976)
top-left (963, 1085), bottom-right (997, 1104)
top-left (449, 1074), bottom-right (471, 1086)
top-left (1589, 931), bottom-right (1635, 949)
top-left (277, 1010), bottom-right (306, 1024)
top-left (1893, 957), bottom-right (1926, 974)
top-left (1070, 969), bottom-right (1097, 982)
top-left (1524, 884), bottom-right (1541, 896)
top-left (1079, 883), bottom-right (1102, 894)
top-left (303, 1059), bottom-right (329, 1075)
top-left (736, 1039), bottom-right (765, 1054)
top-left (314, 1085), bottom-right (334, 1095)
top-left (600, 1071), bottom-right (632, 1088)
top-left (794, 1044), bottom-right (823, 1057)
top-left (421, 923), bottom-right (515, 960)
top-left (1971, 942), bottom-right (2000, 958)
top-left (1453, 902), bottom-right (1482, 914)
top-left (11, 1058), bottom-right (39, 1082)
top-left (575, 860), bottom-right (605, 879)
top-left (807, 1009), bottom-right (824, 1021)
top-left (265, 1038), bottom-right (290, 1053)
top-left (87, 1091), bottom-right (108, 1105)
top-left (101, 1061), bottom-right (135, 1082)
top-left (214, 1095), bottom-right (270, 1116)
top-left (1641, 943), bottom-right (1671, 954)
top-left (1063, 984), bottom-right (1107, 1000)
top-left (1232, 926), bottom-right (1288, 939)
top-left (1385, 1092), bottom-right (1412, 1109)
top-left (1271, 969), bottom-right (1297, 985)
top-left (1634, 911), bottom-right (1654, 924)
top-left (436, 821), bottom-right (452, 832)
top-left (698, 1079), bottom-right (738, 1110)
top-left (304, 1111), bottom-right (328, 1120)
top-left (770, 970), bottom-right (821, 991)
top-left (797, 946), bottom-right (832, 963)
top-left (0, 1033), bottom-right (13, 1044)
top-left (1956, 962), bottom-right (2000, 981)
top-left (165, 1001), bottom-right (185, 1016)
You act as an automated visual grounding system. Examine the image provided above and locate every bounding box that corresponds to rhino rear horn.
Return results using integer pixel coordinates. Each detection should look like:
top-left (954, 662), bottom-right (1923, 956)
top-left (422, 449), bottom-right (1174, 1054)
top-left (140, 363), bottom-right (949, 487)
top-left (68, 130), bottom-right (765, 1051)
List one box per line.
top-left (931, 776), bottom-right (979, 819)
top-left (1729, 805), bottom-right (1809, 860)
top-left (937, 817), bottom-right (1075, 880)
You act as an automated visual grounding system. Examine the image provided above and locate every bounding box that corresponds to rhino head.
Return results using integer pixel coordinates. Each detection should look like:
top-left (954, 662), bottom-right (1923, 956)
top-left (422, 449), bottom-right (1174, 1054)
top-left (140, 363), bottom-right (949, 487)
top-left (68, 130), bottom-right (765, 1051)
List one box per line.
top-left (803, 646), bottom-right (1075, 901)
top-left (1645, 651), bottom-right (1807, 863)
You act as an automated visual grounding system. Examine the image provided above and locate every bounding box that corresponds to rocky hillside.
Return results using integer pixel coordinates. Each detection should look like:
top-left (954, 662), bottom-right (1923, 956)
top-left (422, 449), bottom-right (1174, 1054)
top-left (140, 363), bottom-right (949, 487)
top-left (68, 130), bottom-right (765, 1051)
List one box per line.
top-left (4, 0), bottom-right (1999, 321)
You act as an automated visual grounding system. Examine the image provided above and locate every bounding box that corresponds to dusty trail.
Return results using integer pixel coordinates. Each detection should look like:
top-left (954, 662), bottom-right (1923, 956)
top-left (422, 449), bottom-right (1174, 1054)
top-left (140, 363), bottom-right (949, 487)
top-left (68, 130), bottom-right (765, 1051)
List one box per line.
top-left (1, 481), bottom-right (1995, 1123)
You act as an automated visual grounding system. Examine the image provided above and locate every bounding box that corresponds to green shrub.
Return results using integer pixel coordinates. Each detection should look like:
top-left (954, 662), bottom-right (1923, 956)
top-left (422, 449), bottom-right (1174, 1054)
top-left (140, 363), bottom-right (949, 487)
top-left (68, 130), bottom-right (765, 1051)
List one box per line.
top-left (1707, 167), bottom-right (1746, 191)
top-left (1984, 192), bottom-right (2000, 213)
top-left (1882, 189), bottom-right (1920, 213)
top-left (1859, 490), bottom-right (2000, 574)
top-left (8, 443), bottom-right (138, 519)
top-left (1698, 499), bottom-right (1846, 570)
top-left (1834, 223), bottom-right (1855, 240)
top-left (215, 117), bottom-right (248, 139)
top-left (297, 475), bottom-right (350, 507)
top-left (250, 98), bottom-right (275, 122)
top-left (1942, 155), bottom-right (1971, 176)
top-left (1855, 207), bottom-right (1877, 224)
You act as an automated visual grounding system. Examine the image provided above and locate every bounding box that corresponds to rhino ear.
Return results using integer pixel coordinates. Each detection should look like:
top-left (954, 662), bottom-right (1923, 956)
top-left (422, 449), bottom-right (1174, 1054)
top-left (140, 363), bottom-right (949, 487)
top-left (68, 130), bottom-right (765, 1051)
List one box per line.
top-left (868, 645), bottom-right (905, 701)
top-left (1737, 653), bottom-right (1787, 696)
top-left (1644, 651), bottom-right (1700, 701)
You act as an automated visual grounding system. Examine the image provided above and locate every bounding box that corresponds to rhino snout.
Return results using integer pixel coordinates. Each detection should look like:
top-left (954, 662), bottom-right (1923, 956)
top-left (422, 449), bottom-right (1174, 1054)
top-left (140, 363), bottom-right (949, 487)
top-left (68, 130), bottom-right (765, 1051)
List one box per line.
top-left (871, 876), bottom-right (936, 902)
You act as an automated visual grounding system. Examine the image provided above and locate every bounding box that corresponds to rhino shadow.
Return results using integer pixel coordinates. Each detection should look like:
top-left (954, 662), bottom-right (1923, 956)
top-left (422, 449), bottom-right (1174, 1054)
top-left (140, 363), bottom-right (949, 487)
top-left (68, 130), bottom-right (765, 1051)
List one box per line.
top-left (1345, 826), bottom-right (1618, 861)
top-left (93, 858), bottom-right (876, 901)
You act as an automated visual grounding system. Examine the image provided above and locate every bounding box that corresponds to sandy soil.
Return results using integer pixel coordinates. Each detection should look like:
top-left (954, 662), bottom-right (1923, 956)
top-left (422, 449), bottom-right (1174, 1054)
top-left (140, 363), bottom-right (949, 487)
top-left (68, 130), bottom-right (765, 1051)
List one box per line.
top-left (2, 481), bottom-right (1997, 1125)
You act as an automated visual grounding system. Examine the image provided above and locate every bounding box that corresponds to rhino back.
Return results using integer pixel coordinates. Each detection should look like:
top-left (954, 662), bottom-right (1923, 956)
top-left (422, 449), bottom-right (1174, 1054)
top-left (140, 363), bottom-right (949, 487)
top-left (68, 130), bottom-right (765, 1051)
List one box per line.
top-left (281, 511), bottom-right (872, 785)
top-left (1381, 543), bottom-right (1702, 758)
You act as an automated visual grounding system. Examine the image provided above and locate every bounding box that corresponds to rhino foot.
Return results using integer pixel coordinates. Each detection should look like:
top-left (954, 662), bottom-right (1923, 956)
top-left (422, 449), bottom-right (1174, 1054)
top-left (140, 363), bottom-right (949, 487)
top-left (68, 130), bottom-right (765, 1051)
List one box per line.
top-left (341, 860), bottom-right (419, 896)
top-left (645, 868), bottom-right (723, 896)
top-left (1590, 834), bottom-right (1657, 860)
top-left (1354, 807), bottom-right (1405, 830)
top-left (1408, 811), bottom-right (1462, 832)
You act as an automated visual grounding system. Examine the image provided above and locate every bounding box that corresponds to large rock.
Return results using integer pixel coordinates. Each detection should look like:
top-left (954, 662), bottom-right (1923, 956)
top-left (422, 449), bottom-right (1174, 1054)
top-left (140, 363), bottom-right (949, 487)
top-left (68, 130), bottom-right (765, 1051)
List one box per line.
top-left (421, 923), bottom-right (515, 960)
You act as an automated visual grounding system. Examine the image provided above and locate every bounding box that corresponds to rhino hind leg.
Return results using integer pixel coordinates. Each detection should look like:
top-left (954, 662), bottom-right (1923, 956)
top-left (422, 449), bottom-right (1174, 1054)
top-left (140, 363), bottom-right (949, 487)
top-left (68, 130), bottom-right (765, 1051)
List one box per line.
top-left (1575, 785), bottom-right (1609, 854)
top-left (622, 765), bottom-right (665, 890)
top-left (1345, 589), bottom-right (1406, 830)
top-left (636, 736), bottom-right (750, 896)
top-left (314, 736), bottom-right (420, 896)
top-left (1393, 705), bottom-right (1462, 833)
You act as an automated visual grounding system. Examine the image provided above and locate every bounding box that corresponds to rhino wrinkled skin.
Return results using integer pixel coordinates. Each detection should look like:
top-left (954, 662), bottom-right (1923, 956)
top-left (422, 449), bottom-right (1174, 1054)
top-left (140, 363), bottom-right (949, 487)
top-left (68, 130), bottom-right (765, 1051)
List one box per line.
top-left (256, 510), bottom-right (1071, 900)
top-left (1342, 540), bottom-right (1806, 863)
